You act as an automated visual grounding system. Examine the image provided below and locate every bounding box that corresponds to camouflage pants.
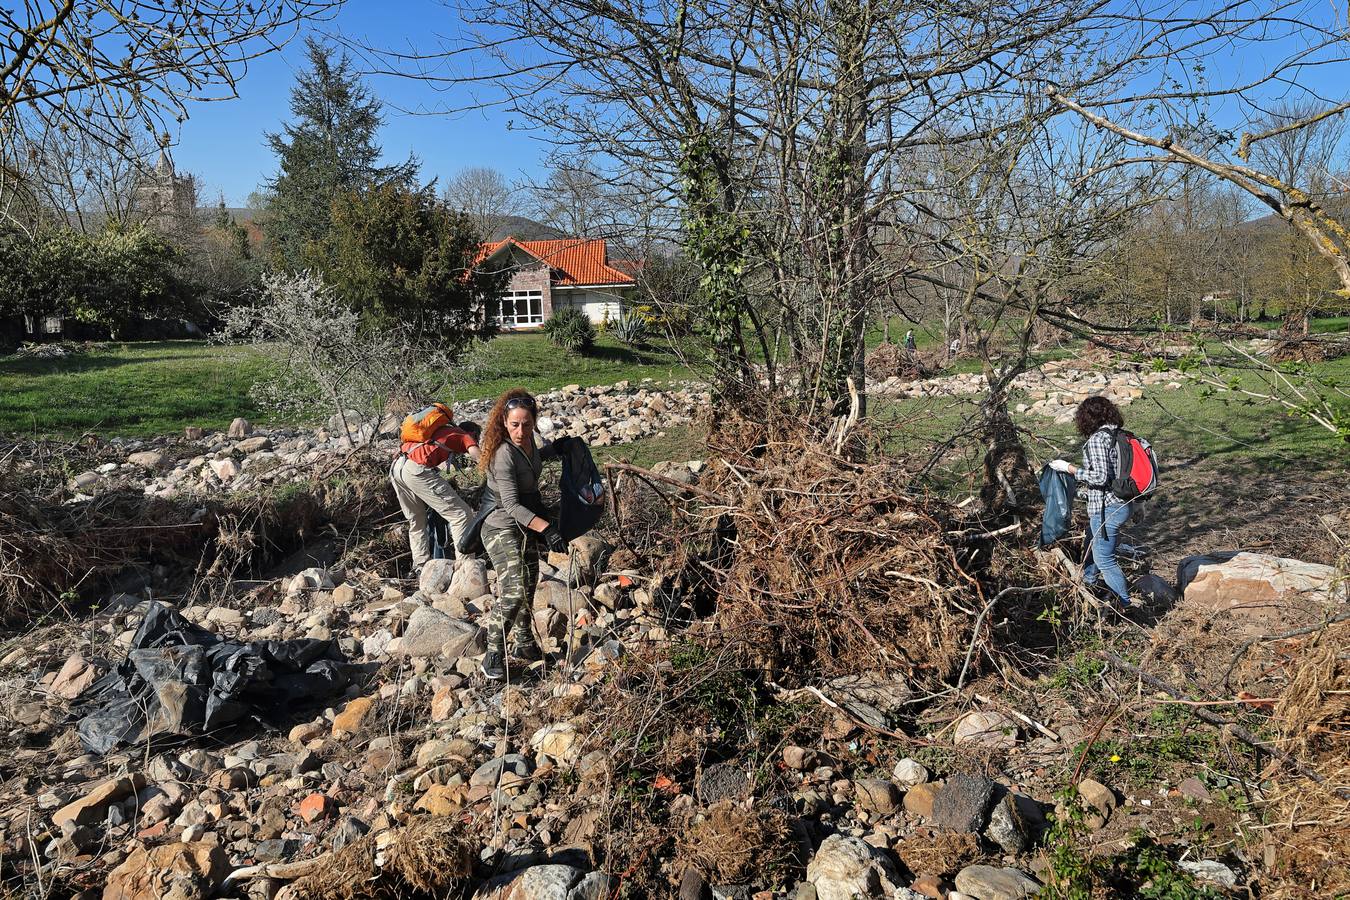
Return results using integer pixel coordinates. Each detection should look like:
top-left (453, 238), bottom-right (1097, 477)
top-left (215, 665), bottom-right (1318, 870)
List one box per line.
top-left (482, 523), bottom-right (541, 654)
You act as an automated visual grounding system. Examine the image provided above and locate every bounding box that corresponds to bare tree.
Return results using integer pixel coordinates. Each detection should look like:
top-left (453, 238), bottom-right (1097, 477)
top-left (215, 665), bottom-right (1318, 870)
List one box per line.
top-left (444, 166), bottom-right (521, 239)
top-left (1048, 89), bottom-right (1350, 307)
top-left (369, 0), bottom-right (1347, 416)
top-left (526, 165), bottom-right (618, 238)
top-left (0, 0), bottom-right (339, 231)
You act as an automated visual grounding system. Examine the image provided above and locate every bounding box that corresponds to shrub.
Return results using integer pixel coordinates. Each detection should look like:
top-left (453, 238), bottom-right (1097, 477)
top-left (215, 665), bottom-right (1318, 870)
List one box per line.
top-left (610, 310), bottom-right (649, 348)
top-left (542, 306), bottom-right (596, 354)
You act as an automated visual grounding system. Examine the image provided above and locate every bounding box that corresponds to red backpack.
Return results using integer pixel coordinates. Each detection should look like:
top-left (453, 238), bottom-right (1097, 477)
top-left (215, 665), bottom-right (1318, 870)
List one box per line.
top-left (1110, 429), bottom-right (1158, 501)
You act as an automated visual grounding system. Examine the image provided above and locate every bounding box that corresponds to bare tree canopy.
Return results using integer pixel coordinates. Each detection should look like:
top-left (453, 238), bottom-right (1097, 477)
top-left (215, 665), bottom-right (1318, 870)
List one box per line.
top-left (0, 0), bottom-right (341, 231)
top-left (443, 166), bottom-right (520, 239)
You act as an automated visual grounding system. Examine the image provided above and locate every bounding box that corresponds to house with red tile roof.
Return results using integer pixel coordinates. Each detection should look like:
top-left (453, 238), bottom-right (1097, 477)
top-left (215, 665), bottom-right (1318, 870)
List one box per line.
top-left (478, 237), bottom-right (638, 329)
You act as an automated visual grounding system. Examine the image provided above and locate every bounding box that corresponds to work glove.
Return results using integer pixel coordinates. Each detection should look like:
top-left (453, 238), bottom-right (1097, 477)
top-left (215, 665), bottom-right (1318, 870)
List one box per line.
top-left (1049, 459), bottom-right (1076, 475)
top-left (541, 523), bottom-right (568, 553)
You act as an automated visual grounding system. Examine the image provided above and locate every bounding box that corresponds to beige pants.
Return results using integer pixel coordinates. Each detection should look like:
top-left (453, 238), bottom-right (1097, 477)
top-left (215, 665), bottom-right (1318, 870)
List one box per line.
top-left (390, 456), bottom-right (473, 568)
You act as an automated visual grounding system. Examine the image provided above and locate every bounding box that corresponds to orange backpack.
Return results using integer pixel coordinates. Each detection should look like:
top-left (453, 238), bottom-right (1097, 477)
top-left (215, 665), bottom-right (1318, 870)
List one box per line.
top-left (400, 403), bottom-right (452, 444)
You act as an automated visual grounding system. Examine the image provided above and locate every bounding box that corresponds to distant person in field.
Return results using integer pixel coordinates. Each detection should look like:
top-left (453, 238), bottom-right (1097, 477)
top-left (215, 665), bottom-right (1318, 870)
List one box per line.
top-left (904, 329), bottom-right (917, 353)
top-left (1049, 396), bottom-right (1142, 609)
top-left (477, 388), bottom-right (569, 681)
top-left (390, 403), bottom-right (480, 574)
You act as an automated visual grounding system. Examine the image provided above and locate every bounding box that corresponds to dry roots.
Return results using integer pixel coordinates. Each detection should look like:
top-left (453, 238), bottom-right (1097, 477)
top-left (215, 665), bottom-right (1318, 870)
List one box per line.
top-left (676, 801), bottom-right (797, 887)
top-left (1265, 618), bottom-right (1350, 897)
top-left (284, 818), bottom-right (475, 900)
top-left (864, 342), bottom-right (927, 381)
top-left (689, 416), bottom-right (983, 687)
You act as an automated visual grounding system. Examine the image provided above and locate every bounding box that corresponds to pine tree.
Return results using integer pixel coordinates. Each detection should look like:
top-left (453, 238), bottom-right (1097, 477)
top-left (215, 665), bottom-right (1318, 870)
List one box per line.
top-left (261, 39), bottom-right (415, 270)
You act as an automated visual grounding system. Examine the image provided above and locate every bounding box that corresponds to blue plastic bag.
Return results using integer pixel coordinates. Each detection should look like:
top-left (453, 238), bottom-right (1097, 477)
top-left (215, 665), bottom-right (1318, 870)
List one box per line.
top-left (1038, 465), bottom-right (1078, 548)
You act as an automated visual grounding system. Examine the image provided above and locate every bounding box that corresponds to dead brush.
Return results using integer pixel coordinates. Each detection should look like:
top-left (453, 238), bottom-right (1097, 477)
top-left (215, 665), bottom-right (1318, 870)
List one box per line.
top-left (0, 479), bottom-right (212, 624)
top-left (864, 341), bottom-right (928, 381)
top-left (687, 413), bottom-right (985, 687)
top-left (280, 817), bottom-right (476, 900)
top-left (676, 800), bottom-right (797, 887)
top-left (0, 449), bottom-right (397, 624)
top-left (1263, 618), bottom-right (1349, 898)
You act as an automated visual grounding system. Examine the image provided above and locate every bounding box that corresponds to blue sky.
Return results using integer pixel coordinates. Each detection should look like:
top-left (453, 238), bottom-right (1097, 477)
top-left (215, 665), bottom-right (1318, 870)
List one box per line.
top-left (172, 1), bottom-right (551, 207)
top-left (172, 1), bottom-right (1348, 208)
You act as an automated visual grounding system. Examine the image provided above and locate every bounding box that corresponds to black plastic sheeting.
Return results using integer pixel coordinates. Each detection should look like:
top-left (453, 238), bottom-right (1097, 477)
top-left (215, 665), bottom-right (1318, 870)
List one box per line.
top-left (75, 601), bottom-right (349, 755)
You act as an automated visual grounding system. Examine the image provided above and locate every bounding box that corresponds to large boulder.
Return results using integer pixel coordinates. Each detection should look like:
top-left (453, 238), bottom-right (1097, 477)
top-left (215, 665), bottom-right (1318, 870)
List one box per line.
top-left (805, 834), bottom-right (900, 900)
top-left (103, 841), bottom-right (228, 900)
top-left (1178, 552), bottom-right (1341, 620)
top-left (474, 863), bottom-right (610, 900)
top-left (400, 606), bottom-right (478, 658)
top-left (953, 865), bottom-right (1040, 900)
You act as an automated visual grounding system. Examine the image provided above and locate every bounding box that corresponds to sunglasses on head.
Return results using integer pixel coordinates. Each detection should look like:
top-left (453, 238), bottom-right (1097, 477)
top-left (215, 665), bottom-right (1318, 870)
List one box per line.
top-left (505, 396), bottom-right (536, 412)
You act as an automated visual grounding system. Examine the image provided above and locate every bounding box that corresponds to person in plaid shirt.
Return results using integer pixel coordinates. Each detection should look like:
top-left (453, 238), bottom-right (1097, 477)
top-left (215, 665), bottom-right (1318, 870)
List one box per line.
top-left (1050, 396), bottom-right (1138, 608)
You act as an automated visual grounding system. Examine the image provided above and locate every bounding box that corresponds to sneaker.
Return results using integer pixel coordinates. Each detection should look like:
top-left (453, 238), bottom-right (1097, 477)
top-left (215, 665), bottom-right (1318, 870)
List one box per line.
top-left (480, 649), bottom-right (505, 681)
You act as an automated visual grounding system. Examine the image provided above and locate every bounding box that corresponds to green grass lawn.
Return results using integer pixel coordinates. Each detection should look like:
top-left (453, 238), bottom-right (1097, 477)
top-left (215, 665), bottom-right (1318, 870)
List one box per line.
top-left (453, 332), bottom-right (693, 402)
top-left (874, 355), bottom-right (1349, 498)
top-left (0, 342), bottom-right (277, 438)
top-left (0, 334), bottom-right (694, 439)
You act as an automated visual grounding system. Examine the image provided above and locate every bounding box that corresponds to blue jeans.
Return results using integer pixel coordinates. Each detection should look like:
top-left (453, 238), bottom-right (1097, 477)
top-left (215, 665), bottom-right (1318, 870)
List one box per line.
top-left (1084, 502), bottom-right (1133, 603)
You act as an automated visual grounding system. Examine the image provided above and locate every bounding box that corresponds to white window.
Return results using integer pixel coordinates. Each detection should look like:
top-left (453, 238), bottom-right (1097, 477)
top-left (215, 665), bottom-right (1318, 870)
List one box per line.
top-left (492, 290), bottom-right (544, 327)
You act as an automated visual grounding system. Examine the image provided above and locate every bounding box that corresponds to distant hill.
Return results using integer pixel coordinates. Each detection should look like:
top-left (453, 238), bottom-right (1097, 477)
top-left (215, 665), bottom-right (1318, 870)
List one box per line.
top-left (487, 216), bottom-right (566, 241)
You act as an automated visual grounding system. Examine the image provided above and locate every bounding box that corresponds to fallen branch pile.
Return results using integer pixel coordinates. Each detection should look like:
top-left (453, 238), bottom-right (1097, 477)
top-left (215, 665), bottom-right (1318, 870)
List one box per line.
top-left (650, 415), bottom-right (989, 689)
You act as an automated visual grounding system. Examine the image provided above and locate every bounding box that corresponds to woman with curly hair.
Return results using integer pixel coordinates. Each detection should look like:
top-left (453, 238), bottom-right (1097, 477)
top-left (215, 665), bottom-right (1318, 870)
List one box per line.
top-left (476, 388), bottom-right (569, 680)
top-left (1050, 395), bottom-right (1140, 609)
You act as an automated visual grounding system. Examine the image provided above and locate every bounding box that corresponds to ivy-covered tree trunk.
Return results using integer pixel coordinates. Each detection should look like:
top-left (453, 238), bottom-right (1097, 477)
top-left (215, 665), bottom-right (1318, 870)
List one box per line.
top-left (815, 0), bottom-right (873, 418)
top-left (679, 132), bottom-right (755, 402)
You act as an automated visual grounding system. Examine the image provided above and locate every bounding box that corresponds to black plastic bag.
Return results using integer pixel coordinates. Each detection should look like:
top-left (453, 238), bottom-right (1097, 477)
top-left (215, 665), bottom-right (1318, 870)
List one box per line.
top-left (74, 601), bottom-right (348, 754)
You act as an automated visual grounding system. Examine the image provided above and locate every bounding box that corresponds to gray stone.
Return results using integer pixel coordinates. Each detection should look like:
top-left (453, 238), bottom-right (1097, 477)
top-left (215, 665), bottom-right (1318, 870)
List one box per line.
top-left (329, 816), bottom-right (370, 851)
top-left (805, 834), bottom-right (900, 900)
top-left (535, 576), bottom-right (585, 615)
top-left (1178, 860), bottom-right (1237, 889)
top-left (700, 762), bottom-right (751, 804)
top-left (1076, 779), bottom-right (1117, 819)
top-left (823, 674), bottom-right (911, 730)
top-left (399, 605), bottom-right (476, 657)
top-left (953, 865), bottom-right (1040, 900)
top-left (228, 417), bottom-right (253, 438)
top-left (419, 558), bottom-right (456, 595)
top-left (932, 774), bottom-right (998, 833)
top-left (985, 794), bottom-right (1031, 854)
top-left (236, 435), bottom-right (273, 453)
top-left (470, 753), bottom-right (532, 787)
top-left (447, 557), bottom-right (490, 602)
top-left (488, 863), bottom-right (609, 899)
top-left (1178, 777), bottom-right (1210, 802)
